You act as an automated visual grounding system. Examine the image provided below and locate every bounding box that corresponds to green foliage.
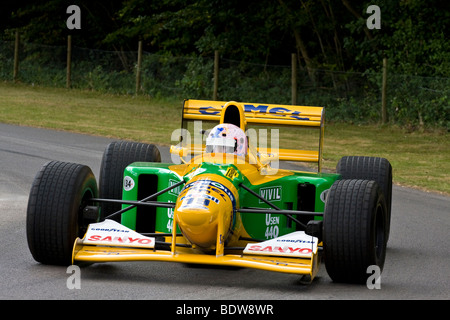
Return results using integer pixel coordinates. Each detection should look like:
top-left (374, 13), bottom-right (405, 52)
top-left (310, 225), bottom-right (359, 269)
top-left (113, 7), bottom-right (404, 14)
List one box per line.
top-left (177, 56), bottom-right (213, 99)
top-left (387, 75), bottom-right (450, 128)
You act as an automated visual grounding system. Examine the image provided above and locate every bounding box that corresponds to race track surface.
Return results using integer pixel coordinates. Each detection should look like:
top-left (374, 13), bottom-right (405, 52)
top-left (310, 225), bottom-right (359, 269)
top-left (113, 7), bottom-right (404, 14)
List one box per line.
top-left (1, 123), bottom-right (449, 300)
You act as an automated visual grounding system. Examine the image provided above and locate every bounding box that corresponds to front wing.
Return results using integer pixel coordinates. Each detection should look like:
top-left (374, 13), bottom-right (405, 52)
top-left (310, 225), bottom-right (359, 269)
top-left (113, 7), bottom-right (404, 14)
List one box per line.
top-left (72, 220), bottom-right (319, 278)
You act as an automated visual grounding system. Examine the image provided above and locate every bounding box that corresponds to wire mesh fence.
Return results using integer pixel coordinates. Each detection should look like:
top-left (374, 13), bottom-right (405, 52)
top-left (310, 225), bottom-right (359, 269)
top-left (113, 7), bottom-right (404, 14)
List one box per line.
top-left (0, 39), bottom-right (448, 128)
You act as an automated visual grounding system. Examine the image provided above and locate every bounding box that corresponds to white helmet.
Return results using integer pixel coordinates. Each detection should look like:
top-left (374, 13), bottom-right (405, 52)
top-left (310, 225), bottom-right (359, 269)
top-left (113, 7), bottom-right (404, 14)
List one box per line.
top-left (205, 123), bottom-right (247, 157)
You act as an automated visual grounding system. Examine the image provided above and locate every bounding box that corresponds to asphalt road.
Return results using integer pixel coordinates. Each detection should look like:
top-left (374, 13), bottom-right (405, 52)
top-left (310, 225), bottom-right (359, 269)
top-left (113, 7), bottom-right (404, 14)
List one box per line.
top-left (1, 123), bottom-right (449, 300)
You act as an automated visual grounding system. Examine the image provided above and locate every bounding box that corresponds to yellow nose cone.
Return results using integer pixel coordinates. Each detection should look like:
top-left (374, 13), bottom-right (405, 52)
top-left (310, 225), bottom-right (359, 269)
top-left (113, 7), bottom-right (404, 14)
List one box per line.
top-left (175, 206), bottom-right (220, 248)
top-left (174, 175), bottom-right (237, 249)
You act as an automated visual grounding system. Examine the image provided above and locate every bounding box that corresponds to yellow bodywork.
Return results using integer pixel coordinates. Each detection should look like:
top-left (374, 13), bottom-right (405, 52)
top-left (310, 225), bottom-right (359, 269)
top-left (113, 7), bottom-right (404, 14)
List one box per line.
top-left (173, 174), bottom-right (239, 249)
top-left (72, 239), bottom-right (319, 278)
top-left (73, 243), bottom-right (318, 277)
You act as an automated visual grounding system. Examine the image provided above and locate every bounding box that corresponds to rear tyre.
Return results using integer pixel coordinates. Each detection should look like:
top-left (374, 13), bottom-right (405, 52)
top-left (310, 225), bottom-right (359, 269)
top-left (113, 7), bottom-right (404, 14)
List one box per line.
top-left (26, 161), bottom-right (98, 265)
top-left (99, 141), bottom-right (161, 220)
top-left (323, 179), bottom-right (387, 284)
top-left (336, 156), bottom-right (392, 241)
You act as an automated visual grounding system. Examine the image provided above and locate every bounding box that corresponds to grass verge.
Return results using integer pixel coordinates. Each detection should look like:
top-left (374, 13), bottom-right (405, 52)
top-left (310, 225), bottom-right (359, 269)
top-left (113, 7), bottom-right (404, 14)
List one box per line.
top-left (1, 82), bottom-right (448, 195)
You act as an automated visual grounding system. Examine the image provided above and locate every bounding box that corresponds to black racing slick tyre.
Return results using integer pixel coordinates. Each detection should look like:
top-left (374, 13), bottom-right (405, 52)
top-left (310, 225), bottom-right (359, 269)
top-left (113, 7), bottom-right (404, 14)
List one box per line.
top-left (26, 161), bottom-right (98, 266)
top-left (99, 141), bottom-right (161, 220)
top-left (336, 156), bottom-right (392, 241)
top-left (323, 179), bottom-right (387, 284)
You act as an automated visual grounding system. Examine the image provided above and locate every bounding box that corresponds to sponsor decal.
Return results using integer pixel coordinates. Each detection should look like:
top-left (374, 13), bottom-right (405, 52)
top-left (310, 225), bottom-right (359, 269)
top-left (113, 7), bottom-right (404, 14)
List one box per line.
top-left (82, 219), bottom-right (155, 248)
top-left (265, 213), bottom-right (280, 239)
top-left (199, 106), bottom-right (220, 115)
top-left (168, 179), bottom-right (183, 196)
top-left (123, 176), bottom-right (135, 191)
top-left (198, 104), bottom-right (311, 121)
top-left (224, 167), bottom-right (239, 181)
top-left (87, 235), bottom-right (153, 245)
top-left (180, 179), bottom-right (236, 210)
top-left (179, 193), bottom-right (220, 209)
top-left (245, 245), bottom-right (312, 255)
top-left (243, 231), bottom-right (317, 258)
top-left (245, 104), bottom-right (310, 121)
top-left (259, 186), bottom-right (282, 203)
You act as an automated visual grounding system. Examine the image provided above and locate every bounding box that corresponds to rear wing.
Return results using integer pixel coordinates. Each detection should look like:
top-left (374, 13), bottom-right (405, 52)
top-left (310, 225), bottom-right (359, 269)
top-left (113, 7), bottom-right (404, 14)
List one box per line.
top-left (180, 99), bottom-right (325, 171)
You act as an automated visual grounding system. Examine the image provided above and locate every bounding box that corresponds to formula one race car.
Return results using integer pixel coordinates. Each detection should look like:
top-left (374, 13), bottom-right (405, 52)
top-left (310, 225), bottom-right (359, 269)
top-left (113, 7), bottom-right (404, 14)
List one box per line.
top-left (26, 99), bottom-right (392, 284)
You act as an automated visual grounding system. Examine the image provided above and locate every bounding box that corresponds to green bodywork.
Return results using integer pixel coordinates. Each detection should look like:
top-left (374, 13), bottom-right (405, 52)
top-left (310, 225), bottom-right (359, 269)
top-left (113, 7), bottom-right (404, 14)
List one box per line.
top-left (121, 162), bottom-right (340, 241)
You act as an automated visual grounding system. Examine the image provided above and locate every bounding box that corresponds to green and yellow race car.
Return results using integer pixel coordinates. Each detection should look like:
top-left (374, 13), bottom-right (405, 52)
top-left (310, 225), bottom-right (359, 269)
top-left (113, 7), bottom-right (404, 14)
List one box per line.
top-left (26, 99), bottom-right (392, 284)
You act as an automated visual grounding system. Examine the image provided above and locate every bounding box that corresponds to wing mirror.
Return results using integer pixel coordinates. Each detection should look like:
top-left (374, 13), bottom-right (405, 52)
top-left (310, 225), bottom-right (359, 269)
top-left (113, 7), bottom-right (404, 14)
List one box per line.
top-left (170, 145), bottom-right (189, 157)
top-left (259, 152), bottom-right (279, 165)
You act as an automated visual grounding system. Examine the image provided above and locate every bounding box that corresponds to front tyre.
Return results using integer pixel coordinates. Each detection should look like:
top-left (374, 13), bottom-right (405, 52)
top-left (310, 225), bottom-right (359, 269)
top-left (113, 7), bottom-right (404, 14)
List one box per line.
top-left (99, 141), bottom-right (161, 220)
top-left (336, 156), bottom-right (392, 241)
top-left (323, 179), bottom-right (387, 284)
top-left (26, 161), bottom-right (98, 265)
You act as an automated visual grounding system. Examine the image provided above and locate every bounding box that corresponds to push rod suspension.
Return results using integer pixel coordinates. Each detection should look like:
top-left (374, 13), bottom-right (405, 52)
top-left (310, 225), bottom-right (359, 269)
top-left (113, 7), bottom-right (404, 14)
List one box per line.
top-left (90, 179), bottom-right (185, 220)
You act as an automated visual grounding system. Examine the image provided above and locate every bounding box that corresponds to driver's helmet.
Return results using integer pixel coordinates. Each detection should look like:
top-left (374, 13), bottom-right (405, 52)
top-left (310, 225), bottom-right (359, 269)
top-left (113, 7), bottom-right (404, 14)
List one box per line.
top-left (205, 123), bottom-right (247, 157)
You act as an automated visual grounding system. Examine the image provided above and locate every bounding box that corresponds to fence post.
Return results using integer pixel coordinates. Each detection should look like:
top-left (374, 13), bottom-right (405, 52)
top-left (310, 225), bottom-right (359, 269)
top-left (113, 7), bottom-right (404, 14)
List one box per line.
top-left (291, 53), bottom-right (297, 105)
top-left (66, 35), bottom-right (72, 88)
top-left (213, 50), bottom-right (219, 100)
top-left (13, 30), bottom-right (20, 83)
top-left (136, 40), bottom-right (143, 95)
top-left (381, 57), bottom-right (388, 124)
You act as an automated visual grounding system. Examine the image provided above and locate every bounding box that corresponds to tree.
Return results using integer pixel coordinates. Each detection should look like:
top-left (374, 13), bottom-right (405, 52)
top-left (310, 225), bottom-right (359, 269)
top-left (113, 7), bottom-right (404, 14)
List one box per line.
top-left (2, 0), bottom-right (448, 77)
top-left (341, 0), bottom-right (450, 76)
top-left (2, 0), bottom-right (124, 48)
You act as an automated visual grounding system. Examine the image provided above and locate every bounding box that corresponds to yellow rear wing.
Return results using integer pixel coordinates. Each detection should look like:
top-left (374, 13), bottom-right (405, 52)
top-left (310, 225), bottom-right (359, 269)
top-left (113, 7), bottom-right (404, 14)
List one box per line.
top-left (180, 99), bottom-right (325, 171)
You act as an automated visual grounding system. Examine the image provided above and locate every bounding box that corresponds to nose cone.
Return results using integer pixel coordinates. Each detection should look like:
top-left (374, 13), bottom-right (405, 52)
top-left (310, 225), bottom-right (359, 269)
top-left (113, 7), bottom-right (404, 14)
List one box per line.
top-left (175, 206), bottom-right (220, 248)
top-left (174, 175), bottom-right (237, 249)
